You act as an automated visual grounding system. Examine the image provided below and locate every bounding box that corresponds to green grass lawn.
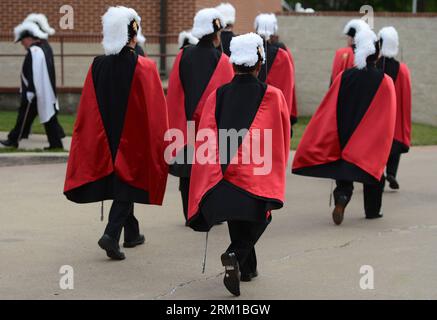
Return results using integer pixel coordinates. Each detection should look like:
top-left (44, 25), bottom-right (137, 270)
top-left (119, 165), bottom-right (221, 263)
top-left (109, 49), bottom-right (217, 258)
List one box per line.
top-left (0, 111), bottom-right (75, 137)
top-left (292, 116), bottom-right (437, 150)
top-left (0, 111), bottom-right (436, 151)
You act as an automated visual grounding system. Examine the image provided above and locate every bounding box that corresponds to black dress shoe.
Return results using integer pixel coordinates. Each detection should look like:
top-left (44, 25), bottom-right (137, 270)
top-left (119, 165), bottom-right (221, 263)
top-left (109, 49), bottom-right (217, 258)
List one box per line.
top-left (221, 252), bottom-right (240, 297)
top-left (332, 195), bottom-right (348, 226)
top-left (0, 139), bottom-right (18, 148)
top-left (366, 213), bottom-right (384, 220)
top-left (123, 234), bottom-right (145, 248)
top-left (386, 175), bottom-right (400, 190)
top-left (240, 270), bottom-right (258, 282)
top-left (98, 234), bottom-right (125, 260)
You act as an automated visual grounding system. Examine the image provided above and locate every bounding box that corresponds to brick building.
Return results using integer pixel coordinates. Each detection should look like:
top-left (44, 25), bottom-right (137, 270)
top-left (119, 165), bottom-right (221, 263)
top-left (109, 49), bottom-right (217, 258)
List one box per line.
top-left (1, 4), bottom-right (436, 125)
top-left (0, 0), bottom-right (282, 38)
top-left (0, 0), bottom-right (282, 100)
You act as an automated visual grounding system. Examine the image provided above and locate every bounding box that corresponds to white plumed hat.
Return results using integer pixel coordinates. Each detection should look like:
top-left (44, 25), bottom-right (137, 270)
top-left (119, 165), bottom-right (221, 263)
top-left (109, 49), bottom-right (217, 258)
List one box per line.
top-left (178, 30), bottom-right (199, 48)
top-left (24, 13), bottom-right (55, 36)
top-left (378, 26), bottom-right (399, 58)
top-left (102, 6), bottom-right (145, 55)
top-left (215, 3), bottom-right (236, 26)
top-left (230, 32), bottom-right (265, 67)
top-left (343, 19), bottom-right (370, 37)
top-left (14, 20), bottom-right (48, 42)
top-left (191, 8), bottom-right (225, 40)
top-left (354, 28), bottom-right (378, 69)
top-left (137, 28), bottom-right (146, 45)
top-left (254, 13), bottom-right (278, 40)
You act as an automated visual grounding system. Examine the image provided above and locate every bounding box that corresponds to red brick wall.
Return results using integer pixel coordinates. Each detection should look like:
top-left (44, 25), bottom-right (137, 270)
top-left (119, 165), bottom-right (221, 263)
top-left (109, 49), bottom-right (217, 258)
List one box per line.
top-left (0, 0), bottom-right (281, 41)
top-left (168, 0), bottom-right (196, 36)
top-left (195, 0), bottom-right (282, 33)
top-left (0, 0), bottom-right (159, 33)
top-left (0, 0), bottom-right (194, 35)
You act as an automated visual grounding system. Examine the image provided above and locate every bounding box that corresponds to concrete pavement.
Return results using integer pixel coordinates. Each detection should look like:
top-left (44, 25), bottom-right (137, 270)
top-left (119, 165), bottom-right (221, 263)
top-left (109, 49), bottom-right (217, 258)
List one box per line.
top-left (0, 132), bottom-right (70, 167)
top-left (0, 146), bottom-right (436, 299)
top-left (0, 132), bottom-right (71, 151)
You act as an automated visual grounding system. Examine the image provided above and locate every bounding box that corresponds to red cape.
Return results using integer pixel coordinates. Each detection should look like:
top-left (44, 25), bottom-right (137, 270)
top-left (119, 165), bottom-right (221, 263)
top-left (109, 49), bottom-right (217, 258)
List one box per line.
top-left (331, 47), bottom-right (355, 83)
top-left (285, 47), bottom-right (298, 121)
top-left (188, 85), bottom-right (291, 221)
top-left (292, 73), bottom-right (396, 181)
top-left (266, 47), bottom-right (296, 121)
top-left (394, 63), bottom-right (412, 149)
top-left (64, 56), bottom-right (169, 205)
top-left (166, 50), bottom-right (234, 155)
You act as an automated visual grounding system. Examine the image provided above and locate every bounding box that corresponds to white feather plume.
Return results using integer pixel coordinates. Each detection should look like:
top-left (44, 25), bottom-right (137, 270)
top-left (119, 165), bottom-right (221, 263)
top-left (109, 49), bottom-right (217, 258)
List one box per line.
top-left (215, 3), bottom-right (236, 26)
top-left (191, 8), bottom-right (225, 40)
top-left (254, 13), bottom-right (278, 40)
top-left (354, 28), bottom-right (378, 69)
top-left (178, 30), bottom-right (199, 48)
top-left (24, 13), bottom-right (55, 35)
top-left (378, 26), bottom-right (399, 58)
top-left (14, 21), bottom-right (48, 42)
top-left (137, 26), bottom-right (146, 44)
top-left (343, 19), bottom-right (370, 36)
top-left (102, 6), bottom-right (144, 55)
top-left (230, 32), bottom-right (265, 67)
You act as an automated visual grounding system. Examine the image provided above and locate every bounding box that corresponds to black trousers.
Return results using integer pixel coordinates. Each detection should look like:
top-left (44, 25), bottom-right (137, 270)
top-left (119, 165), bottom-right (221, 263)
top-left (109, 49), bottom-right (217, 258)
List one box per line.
top-left (104, 201), bottom-right (140, 243)
top-left (8, 100), bottom-right (64, 148)
top-left (8, 100), bottom-right (38, 142)
top-left (334, 177), bottom-right (385, 217)
top-left (179, 177), bottom-right (190, 221)
top-left (386, 153), bottom-right (401, 178)
top-left (226, 220), bottom-right (268, 275)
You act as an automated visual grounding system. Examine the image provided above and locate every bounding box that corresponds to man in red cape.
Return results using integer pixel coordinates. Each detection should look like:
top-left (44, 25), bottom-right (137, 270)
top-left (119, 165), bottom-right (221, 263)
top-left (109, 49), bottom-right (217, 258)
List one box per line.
top-left (293, 28), bottom-right (396, 225)
top-left (64, 7), bottom-right (169, 260)
top-left (187, 33), bottom-right (290, 296)
top-left (377, 27), bottom-right (412, 190)
top-left (330, 19), bottom-right (370, 85)
top-left (254, 13), bottom-right (297, 128)
top-left (166, 8), bottom-right (234, 222)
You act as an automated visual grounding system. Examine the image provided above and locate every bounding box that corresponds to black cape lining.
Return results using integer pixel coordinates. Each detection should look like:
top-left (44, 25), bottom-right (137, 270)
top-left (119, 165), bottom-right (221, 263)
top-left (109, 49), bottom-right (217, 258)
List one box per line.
top-left (187, 179), bottom-right (281, 232)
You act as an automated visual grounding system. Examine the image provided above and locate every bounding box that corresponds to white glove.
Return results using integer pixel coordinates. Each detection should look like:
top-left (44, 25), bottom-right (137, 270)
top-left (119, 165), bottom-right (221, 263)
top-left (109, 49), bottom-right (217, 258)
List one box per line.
top-left (26, 92), bottom-right (35, 103)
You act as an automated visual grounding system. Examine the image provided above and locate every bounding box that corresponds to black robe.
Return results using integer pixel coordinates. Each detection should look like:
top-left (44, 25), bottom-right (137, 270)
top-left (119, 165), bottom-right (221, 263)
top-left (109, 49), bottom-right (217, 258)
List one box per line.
top-left (293, 64), bottom-right (397, 184)
top-left (66, 47), bottom-right (143, 202)
top-left (377, 57), bottom-right (399, 83)
top-left (258, 42), bottom-right (279, 83)
top-left (220, 30), bottom-right (235, 56)
top-left (21, 40), bottom-right (65, 140)
top-left (64, 46), bottom-right (169, 205)
top-left (20, 47), bottom-right (35, 103)
top-left (135, 44), bottom-right (145, 57)
top-left (180, 39), bottom-right (221, 121)
top-left (376, 57), bottom-right (409, 155)
top-left (169, 39), bottom-right (224, 177)
top-left (40, 40), bottom-right (57, 97)
top-left (271, 41), bottom-right (286, 51)
top-left (194, 75), bottom-right (270, 229)
top-left (187, 75), bottom-right (290, 231)
top-left (21, 42), bottom-right (57, 113)
top-left (8, 40), bottom-right (62, 144)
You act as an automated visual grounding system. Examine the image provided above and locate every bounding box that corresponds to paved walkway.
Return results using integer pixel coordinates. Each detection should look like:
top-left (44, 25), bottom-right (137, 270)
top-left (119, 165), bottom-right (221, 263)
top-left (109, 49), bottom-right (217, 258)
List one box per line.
top-left (0, 132), bottom-right (71, 151)
top-left (0, 146), bottom-right (436, 299)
